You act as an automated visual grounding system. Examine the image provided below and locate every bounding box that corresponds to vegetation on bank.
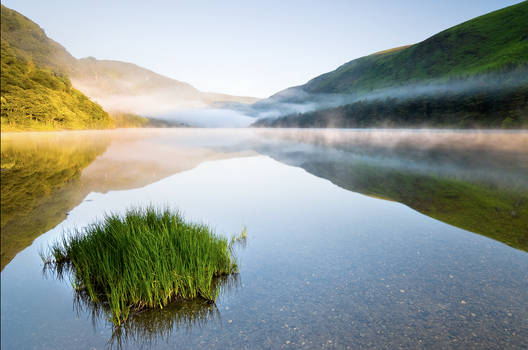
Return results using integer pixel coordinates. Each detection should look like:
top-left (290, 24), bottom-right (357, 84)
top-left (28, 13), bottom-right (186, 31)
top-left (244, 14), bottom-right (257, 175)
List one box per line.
top-left (42, 207), bottom-right (245, 325)
top-left (109, 112), bottom-right (186, 128)
top-left (1, 3), bottom-right (257, 128)
top-left (0, 5), bottom-right (113, 131)
top-left (110, 112), bottom-right (150, 128)
top-left (0, 5), bottom-right (196, 131)
top-left (254, 83), bottom-right (528, 128)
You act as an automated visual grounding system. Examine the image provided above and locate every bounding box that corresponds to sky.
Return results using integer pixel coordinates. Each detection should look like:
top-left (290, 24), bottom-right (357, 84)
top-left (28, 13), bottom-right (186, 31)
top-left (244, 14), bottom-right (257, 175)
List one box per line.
top-left (3, 0), bottom-right (523, 98)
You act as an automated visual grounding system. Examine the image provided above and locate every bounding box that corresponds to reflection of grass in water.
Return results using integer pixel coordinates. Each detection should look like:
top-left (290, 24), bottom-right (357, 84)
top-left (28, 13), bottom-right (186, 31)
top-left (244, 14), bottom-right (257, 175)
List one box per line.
top-left (304, 161), bottom-right (528, 251)
top-left (42, 207), bottom-right (245, 325)
top-left (110, 298), bottom-right (218, 349)
top-left (71, 274), bottom-right (238, 349)
top-left (0, 133), bottom-right (109, 269)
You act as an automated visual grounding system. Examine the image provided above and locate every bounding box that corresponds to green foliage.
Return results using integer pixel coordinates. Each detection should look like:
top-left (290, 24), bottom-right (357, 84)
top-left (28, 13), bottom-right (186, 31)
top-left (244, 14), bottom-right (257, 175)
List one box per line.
top-left (305, 2), bottom-right (528, 93)
top-left (257, 85), bottom-right (528, 128)
top-left (0, 5), bottom-right (75, 72)
top-left (0, 5), bottom-right (113, 131)
top-left (42, 207), bottom-right (244, 325)
top-left (110, 112), bottom-right (150, 128)
top-left (259, 2), bottom-right (528, 128)
top-left (109, 112), bottom-right (186, 128)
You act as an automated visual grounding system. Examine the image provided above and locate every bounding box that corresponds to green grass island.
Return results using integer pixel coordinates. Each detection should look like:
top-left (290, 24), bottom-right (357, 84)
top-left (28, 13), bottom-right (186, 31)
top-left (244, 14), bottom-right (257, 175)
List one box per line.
top-left (41, 207), bottom-right (246, 325)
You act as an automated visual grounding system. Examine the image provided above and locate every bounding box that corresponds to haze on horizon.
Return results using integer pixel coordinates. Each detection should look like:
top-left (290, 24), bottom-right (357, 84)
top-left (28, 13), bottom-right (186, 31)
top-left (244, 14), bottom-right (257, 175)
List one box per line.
top-left (2, 0), bottom-right (523, 98)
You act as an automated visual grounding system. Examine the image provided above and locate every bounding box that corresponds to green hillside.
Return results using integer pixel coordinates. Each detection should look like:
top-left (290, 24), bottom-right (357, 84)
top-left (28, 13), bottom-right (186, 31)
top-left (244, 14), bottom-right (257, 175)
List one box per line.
top-left (0, 5), bottom-right (112, 131)
top-left (255, 2), bottom-right (528, 128)
top-left (305, 1), bottom-right (528, 93)
top-left (0, 4), bottom-right (76, 72)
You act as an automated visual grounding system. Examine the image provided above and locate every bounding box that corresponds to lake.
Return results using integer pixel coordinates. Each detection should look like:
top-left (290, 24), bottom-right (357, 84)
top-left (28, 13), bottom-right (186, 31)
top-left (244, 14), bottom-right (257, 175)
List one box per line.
top-left (1, 128), bottom-right (527, 349)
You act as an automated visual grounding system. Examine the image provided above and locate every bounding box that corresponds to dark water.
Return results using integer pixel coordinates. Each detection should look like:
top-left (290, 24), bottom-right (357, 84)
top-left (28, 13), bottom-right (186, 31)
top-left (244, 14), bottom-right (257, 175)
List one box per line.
top-left (1, 129), bottom-right (527, 349)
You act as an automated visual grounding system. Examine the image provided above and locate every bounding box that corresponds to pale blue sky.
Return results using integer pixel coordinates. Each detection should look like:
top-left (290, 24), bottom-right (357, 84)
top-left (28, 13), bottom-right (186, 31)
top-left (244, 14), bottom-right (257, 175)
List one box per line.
top-left (3, 0), bottom-right (523, 97)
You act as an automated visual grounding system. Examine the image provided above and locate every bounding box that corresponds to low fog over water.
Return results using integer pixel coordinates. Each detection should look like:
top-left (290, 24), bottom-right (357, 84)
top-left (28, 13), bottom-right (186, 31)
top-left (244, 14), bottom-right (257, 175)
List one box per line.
top-left (153, 108), bottom-right (255, 127)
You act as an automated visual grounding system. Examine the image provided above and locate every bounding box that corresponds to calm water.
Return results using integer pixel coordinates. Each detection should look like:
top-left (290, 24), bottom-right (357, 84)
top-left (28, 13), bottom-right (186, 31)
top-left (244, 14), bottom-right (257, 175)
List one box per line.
top-left (1, 129), bottom-right (527, 349)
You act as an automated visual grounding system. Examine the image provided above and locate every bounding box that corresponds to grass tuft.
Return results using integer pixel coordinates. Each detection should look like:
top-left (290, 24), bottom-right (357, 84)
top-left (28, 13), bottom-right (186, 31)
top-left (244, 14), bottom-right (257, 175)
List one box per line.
top-left (41, 207), bottom-right (243, 325)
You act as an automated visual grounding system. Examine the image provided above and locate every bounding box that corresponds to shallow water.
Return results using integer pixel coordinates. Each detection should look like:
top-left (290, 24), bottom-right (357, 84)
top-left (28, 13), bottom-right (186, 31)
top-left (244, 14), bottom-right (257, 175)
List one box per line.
top-left (1, 129), bottom-right (527, 349)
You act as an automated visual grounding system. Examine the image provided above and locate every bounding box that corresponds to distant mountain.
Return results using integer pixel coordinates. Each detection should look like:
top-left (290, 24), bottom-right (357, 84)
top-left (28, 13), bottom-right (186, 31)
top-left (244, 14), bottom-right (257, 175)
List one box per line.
top-left (1, 5), bottom-right (257, 130)
top-left (254, 2), bottom-right (528, 128)
top-left (70, 58), bottom-right (257, 116)
top-left (1, 5), bottom-right (112, 131)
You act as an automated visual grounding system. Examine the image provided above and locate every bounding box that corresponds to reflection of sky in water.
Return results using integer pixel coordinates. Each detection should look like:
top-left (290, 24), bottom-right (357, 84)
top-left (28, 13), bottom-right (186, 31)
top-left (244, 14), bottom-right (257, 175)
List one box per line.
top-left (1, 130), bottom-right (528, 349)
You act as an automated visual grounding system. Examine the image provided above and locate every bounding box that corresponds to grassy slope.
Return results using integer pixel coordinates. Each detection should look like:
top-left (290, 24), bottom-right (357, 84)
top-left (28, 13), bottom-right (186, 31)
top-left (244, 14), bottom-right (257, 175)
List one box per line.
top-left (255, 2), bottom-right (528, 128)
top-left (304, 2), bottom-right (528, 93)
top-left (0, 5), bottom-right (256, 129)
top-left (0, 5), bottom-right (75, 71)
top-left (0, 5), bottom-right (113, 131)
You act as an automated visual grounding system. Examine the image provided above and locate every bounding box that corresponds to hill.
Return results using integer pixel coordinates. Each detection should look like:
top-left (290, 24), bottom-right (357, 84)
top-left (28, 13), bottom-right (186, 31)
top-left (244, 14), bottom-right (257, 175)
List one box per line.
top-left (253, 2), bottom-right (528, 128)
top-left (304, 2), bottom-right (528, 94)
top-left (70, 57), bottom-right (257, 116)
top-left (1, 5), bottom-right (257, 130)
top-left (1, 5), bottom-right (112, 131)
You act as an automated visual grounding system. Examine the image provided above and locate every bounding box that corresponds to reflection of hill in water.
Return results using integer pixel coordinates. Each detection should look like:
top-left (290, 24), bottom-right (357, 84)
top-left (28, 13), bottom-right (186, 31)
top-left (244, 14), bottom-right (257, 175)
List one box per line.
top-left (302, 161), bottom-right (528, 251)
top-left (254, 130), bottom-right (528, 251)
top-left (80, 130), bottom-right (255, 193)
top-left (1, 132), bottom-right (110, 269)
top-left (0, 130), bottom-right (254, 270)
top-left (2, 129), bottom-right (527, 270)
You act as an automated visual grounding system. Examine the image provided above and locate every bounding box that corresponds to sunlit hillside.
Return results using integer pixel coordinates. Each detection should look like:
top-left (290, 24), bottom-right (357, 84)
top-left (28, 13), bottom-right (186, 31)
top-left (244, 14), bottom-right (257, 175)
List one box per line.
top-left (0, 5), bottom-right (112, 130)
top-left (0, 5), bottom-right (257, 131)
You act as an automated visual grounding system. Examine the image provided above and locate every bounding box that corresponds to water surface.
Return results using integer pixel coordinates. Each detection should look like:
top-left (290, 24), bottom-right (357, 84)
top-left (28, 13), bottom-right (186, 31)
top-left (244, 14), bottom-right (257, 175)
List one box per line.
top-left (1, 129), bottom-right (527, 349)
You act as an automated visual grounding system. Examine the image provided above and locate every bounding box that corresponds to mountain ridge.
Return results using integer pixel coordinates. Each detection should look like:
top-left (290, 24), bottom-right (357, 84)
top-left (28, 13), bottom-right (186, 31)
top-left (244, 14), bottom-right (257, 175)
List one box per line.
top-left (71, 57), bottom-right (258, 115)
top-left (303, 1), bottom-right (528, 94)
top-left (0, 4), bottom-right (257, 130)
top-left (253, 1), bottom-right (528, 128)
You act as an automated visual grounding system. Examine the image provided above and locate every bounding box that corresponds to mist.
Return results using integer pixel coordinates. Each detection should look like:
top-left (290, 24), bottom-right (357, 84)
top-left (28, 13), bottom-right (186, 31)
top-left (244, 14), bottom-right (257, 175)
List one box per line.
top-left (70, 81), bottom-right (256, 127)
top-left (151, 109), bottom-right (254, 128)
top-left (71, 63), bottom-right (527, 128)
top-left (71, 78), bottom-right (206, 113)
top-left (52, 128), bottom-right (523, 192)
top-left (244, 129), bottom-right (528, 190)
top-left (69, 58), bottom-right (258, 127)
top-left (249, 70), bottom-right (528, 120)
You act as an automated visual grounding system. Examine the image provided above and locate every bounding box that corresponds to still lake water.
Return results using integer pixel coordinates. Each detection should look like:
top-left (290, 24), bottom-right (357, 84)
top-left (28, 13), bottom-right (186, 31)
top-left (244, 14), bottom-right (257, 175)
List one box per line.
top-left (1, 128), bottom-right (527, 349)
